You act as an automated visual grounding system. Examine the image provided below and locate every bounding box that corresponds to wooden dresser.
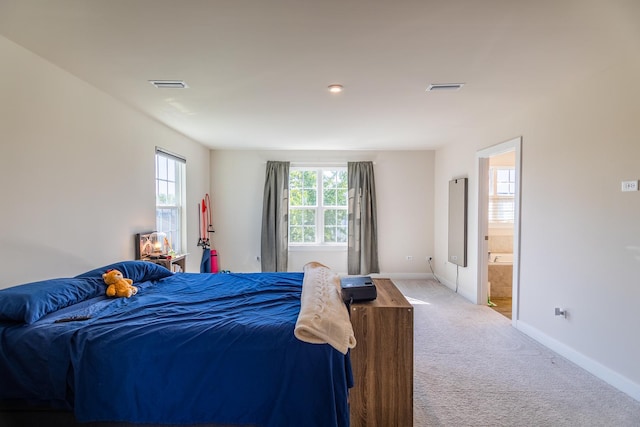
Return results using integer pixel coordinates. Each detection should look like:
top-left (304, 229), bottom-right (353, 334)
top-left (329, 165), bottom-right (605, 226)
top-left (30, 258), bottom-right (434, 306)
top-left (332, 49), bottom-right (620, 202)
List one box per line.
top-left (349, 278), bottom-right (413, 427)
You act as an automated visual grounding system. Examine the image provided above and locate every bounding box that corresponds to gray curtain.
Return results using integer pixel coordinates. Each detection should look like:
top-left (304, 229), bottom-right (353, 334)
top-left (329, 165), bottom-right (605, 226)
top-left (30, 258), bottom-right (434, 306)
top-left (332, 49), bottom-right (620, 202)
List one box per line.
top-left (261, 161), bottom-right (290, 272)
top-left (348, 161), bottom-right (379, 275)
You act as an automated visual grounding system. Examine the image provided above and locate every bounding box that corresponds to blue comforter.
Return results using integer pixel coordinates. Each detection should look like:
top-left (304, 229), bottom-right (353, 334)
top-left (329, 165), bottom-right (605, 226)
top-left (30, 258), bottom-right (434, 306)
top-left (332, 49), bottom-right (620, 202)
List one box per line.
top-left (0, 270), bottom-right (352, 426)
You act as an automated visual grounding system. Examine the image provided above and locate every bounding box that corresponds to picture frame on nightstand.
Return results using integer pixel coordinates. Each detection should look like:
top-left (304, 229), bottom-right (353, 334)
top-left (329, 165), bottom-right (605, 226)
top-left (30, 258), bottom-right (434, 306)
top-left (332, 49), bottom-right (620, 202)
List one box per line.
top-left (134, 231), bottom-right (155, 260)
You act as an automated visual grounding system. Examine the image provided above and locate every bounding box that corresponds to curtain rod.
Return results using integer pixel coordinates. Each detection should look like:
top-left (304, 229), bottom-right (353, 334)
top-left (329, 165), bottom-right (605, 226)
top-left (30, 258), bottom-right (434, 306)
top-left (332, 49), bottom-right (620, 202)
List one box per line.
top-left (264, 161), bottom-right (376, 165)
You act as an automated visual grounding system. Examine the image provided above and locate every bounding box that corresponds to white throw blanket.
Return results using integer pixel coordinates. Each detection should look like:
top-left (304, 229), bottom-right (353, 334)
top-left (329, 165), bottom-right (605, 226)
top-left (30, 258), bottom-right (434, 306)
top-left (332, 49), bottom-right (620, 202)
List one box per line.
top-left (294, 262), bottom-right (357, 354)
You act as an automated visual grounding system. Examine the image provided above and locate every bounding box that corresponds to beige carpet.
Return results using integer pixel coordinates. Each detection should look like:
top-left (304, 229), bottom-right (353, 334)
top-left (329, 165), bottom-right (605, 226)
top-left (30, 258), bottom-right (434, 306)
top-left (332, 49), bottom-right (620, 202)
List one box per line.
top-left (393, 279), bottom-right (640, 427)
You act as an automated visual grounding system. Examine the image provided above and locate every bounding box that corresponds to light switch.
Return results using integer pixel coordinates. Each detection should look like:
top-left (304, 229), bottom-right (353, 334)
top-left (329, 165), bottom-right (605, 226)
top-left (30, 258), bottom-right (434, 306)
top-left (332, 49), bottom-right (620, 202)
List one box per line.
top-left (621, 180), bottom-right (639, 192)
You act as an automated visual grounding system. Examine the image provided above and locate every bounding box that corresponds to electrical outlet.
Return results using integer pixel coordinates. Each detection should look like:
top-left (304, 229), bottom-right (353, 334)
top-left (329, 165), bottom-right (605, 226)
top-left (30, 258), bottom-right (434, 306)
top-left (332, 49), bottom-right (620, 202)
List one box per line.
top-left (621, 180), bottom-right (638, 192)
top-left (555, 307), bottom-right (567, 318)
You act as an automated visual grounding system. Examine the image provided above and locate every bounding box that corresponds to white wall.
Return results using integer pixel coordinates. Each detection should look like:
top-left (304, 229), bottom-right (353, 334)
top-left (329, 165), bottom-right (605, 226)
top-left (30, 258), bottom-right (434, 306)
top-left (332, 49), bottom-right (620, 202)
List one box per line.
top-left (210, 150), bottom-right (434, 275)
top-left (0, 36), bottom-right (210, 287)
top-left (433, 58), bottom-right (640, 397)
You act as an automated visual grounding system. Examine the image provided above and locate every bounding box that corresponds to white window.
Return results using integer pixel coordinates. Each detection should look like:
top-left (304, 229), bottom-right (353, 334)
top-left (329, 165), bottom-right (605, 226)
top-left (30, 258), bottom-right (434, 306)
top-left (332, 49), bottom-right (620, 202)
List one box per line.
top-left (289, 167), bottom-right (348, 246)
top-left (488, 167), bottom-right (515, 224)
top-left (155, 148), bottom-right (186, 254)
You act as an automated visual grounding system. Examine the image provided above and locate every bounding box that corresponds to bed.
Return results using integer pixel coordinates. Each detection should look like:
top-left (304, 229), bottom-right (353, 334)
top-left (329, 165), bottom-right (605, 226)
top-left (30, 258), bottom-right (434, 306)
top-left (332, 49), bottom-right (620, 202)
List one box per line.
top-left (0, 261), bottom-right (354, 427)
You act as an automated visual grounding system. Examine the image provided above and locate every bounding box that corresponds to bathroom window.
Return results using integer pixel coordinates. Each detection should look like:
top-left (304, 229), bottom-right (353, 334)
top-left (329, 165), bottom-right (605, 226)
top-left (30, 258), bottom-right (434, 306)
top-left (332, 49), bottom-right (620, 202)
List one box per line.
top-left (489, 167), bottom-right (515, 223)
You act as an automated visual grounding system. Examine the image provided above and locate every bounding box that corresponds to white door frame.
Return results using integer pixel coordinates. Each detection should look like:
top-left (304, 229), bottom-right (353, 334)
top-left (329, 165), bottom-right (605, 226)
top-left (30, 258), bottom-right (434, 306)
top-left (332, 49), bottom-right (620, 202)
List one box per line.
top-left (476, 137), bottom-right (522, 325)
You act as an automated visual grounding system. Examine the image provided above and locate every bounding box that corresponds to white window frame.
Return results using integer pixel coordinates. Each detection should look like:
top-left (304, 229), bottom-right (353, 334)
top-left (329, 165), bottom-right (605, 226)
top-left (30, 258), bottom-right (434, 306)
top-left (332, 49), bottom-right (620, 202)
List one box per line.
top-left (488, 166), bottom-right (515, 225)
top-left (288, 165), bottom-right (348, 248)
top-left (155, 147), bottom-right (186, 254)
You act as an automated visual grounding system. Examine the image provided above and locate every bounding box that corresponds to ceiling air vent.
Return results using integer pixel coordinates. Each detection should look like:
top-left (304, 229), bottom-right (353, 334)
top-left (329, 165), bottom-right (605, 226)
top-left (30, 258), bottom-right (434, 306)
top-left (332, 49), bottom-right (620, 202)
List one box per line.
top-left (149, 80), bottom-right (189, 89)
top-left (426, 83), bottom-right (464, 92)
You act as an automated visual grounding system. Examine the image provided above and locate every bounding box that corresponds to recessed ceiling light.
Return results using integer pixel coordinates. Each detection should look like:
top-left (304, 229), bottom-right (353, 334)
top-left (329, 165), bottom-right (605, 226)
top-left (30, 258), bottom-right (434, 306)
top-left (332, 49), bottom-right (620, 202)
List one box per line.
top-left (149, 80), bottom-right (189, 89)
top-left (328, 84), bottom-right (344, 93)
top-left (426, 83), bottom-right (464, 92)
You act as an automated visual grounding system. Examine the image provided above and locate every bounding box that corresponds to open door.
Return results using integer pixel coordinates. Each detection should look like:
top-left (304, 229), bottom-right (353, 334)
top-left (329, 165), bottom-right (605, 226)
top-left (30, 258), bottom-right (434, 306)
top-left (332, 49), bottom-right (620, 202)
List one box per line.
top-left (476, 137), bottom-right (522, 325)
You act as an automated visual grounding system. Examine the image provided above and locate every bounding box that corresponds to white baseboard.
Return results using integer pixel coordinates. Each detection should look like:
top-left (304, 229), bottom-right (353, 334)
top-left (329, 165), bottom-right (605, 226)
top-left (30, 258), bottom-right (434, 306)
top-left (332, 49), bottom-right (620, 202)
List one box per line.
top-left (432, 274), bottom-right (477, 302)
top-left (337, 272), bottom-right (433, 280)
top-left (516, 320), bottom-right (640, 402)
top-left (377, 272), bottom-right (433, 280)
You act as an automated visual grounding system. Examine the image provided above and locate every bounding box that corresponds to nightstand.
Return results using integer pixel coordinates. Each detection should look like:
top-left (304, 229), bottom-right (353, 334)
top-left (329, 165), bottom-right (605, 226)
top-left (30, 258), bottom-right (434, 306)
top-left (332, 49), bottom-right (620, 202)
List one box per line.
top-left (143, 254), bottom-right (187, 272)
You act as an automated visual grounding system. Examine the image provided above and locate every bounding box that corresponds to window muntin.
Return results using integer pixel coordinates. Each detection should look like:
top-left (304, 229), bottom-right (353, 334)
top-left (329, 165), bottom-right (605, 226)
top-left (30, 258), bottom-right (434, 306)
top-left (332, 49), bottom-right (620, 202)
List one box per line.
top-left (289, 167), bottom-right (347, 245)
top-left (155, 149), bottom-right (185, 254)
top-left (489, 167), bottom-right (515, 224)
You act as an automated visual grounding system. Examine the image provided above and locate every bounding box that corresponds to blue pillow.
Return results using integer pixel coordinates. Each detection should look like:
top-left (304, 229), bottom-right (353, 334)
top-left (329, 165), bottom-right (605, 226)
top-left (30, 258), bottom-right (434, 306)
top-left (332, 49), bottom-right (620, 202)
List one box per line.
top-left (0, 277), bottom-right (104, 324)
top-left (75, 260), bottom-right (174, 283)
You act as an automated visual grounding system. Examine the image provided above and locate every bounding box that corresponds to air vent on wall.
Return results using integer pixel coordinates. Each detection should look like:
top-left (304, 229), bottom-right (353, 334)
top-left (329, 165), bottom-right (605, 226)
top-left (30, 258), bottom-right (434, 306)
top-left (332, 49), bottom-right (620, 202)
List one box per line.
top-left (149, 80), bottom-right (189, 89)
top-left (426, 83), bottom-right (464, 92)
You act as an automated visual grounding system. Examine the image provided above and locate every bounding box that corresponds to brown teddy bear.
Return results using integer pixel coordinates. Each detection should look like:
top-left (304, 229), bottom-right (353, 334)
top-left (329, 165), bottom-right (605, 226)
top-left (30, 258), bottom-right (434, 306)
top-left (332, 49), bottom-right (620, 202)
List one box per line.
top-left (102, 269), bottom-right (138, 298)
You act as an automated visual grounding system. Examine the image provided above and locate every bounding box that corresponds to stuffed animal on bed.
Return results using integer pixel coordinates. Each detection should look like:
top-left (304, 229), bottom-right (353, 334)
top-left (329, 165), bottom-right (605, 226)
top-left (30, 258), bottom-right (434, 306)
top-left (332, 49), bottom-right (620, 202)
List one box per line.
top-left (102, 269), bottom-right (138, 298)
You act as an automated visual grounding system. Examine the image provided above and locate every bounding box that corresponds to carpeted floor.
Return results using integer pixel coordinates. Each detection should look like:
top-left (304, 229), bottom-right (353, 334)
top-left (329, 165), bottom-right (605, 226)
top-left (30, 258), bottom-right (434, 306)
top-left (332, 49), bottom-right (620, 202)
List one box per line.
top-left (393, 279), bottom-right (640, 427)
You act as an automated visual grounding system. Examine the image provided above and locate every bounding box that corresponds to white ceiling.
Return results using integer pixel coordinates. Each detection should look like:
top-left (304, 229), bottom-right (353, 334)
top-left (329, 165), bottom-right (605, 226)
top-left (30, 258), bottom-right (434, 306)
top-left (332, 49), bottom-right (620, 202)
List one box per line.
top-left (1, 0), bottom-right (638, 151)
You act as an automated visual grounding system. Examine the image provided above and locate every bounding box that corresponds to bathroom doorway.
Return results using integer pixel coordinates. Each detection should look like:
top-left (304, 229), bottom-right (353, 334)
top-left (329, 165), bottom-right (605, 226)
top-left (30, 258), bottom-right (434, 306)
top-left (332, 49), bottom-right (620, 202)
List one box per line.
top-left (477, 137), bottom-right (521, 324)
